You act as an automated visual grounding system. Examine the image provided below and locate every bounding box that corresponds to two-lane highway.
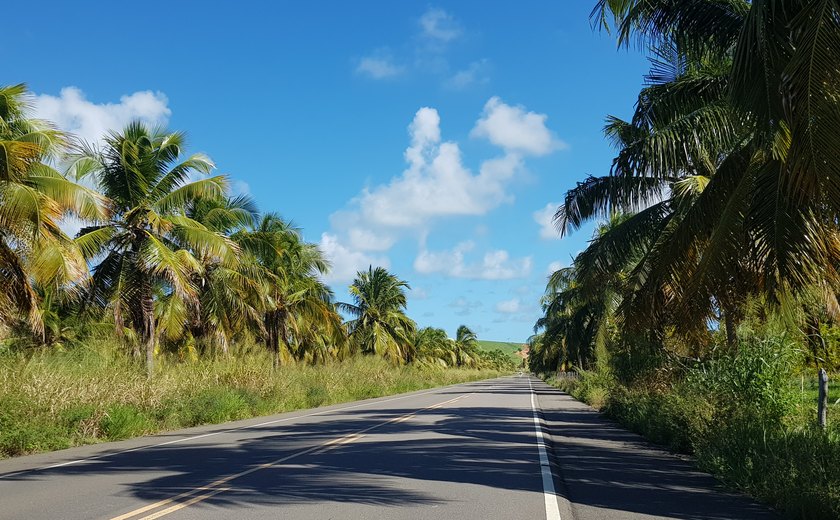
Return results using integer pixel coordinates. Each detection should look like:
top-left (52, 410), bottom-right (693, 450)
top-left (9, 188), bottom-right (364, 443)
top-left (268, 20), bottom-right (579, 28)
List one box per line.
top-left (0, 376), bottom-right (777, 519)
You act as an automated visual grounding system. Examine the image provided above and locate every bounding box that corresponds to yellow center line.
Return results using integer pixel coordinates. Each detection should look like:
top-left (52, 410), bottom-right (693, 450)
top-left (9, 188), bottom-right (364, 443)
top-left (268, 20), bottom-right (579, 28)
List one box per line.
top-left (138, 487), bottom-right (232, 520)
top-left (110, 392), bottom-right (469, 520)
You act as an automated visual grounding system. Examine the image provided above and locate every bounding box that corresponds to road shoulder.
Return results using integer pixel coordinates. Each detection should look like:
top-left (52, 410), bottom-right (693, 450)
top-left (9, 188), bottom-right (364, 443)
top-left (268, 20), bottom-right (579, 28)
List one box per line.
top-left (530, 379), bottom-right (779, 520)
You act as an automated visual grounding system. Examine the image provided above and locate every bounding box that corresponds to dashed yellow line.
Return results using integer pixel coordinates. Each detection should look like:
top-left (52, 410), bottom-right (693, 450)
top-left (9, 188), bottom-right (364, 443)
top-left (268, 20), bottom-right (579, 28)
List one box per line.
top-left (110, 393), bottom-right (468, 520)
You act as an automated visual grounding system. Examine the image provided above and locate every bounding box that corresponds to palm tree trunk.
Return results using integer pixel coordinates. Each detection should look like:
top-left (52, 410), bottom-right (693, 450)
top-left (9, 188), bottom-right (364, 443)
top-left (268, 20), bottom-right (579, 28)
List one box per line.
top-left (276, 311), bottom-right (289, 369)
top-left (265, 312), bottom-right (278, 370)
top-left (724, 311), bottom-right (737, 350)
top-left (140, 279), bottom-right (156, 378)
top-left (805, 313), bottom-right (825, 367)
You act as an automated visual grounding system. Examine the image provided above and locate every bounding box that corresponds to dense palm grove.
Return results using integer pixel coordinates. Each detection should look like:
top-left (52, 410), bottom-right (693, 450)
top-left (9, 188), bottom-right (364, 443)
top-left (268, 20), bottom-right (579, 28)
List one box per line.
top-left (529, 3), bottom-right (840, 518)
top-left (0, 84), bottom-right (513, 374)
top-left (531, 0), bottom-right (840, 374)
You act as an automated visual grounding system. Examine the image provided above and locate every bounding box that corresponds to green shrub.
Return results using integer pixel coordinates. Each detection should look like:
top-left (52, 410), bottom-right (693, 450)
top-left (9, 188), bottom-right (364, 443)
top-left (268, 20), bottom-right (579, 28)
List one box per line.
top-left (0, 422), bottom-right (71, 456)
top-left (547, 329), bottom-right (839, 519)
top-left (179, 388), bottom-right (255, 426)
top-left (100, 405), bottom-right (155, 440)
top-left (305, 384), bottom-right (329, 408)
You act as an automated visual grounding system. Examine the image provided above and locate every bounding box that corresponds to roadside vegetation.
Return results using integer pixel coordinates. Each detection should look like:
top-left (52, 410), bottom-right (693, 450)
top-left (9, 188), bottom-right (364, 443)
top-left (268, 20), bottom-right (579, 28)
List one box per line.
top-left (0, 84), bottom-right (515, 457)
top-left (476, 340), bottom-right (526, 364)
top-left (532, 2), bottom-right (840, 519)
top-left (0, 342), bottom-right (503, 457)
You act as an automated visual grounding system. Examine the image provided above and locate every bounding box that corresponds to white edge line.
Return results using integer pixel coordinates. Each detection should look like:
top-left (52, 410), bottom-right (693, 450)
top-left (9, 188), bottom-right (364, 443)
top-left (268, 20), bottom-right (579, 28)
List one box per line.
top-left (3, 377), bottom-right (508, 477)
top-left (529, 377), bottom-right (562, 520)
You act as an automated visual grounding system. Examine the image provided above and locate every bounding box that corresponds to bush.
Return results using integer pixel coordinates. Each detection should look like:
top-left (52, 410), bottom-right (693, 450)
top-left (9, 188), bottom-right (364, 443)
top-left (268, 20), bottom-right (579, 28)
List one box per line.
top-left (547, 330), bottom-right (840, 519)
top-left (177, 388), bottom-right (254, 426)
top-left (100, 405), bottom-right (154, 440)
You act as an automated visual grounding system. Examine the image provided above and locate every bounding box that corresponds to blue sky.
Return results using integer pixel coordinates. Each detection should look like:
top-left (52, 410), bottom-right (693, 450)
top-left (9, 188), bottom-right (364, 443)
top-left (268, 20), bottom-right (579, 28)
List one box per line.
top-left (9, 1), bottom-right (649, 342)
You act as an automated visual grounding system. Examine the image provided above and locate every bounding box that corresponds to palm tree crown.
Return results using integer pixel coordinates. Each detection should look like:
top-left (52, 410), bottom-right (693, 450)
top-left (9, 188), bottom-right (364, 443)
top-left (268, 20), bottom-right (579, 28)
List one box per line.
top-left (342, 266), bottom-right (416, 363)
top-left (76, 122), bottom-right (234, 375)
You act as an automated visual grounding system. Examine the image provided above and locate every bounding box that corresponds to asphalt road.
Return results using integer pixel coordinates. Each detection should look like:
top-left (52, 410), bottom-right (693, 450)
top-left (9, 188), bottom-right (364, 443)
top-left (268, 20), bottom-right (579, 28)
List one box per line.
top-left (0, 375), bottom-right (777, 519)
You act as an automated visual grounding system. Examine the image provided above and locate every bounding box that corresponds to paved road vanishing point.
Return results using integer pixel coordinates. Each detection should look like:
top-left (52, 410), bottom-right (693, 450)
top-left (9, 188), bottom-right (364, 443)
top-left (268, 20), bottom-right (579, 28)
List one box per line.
top-left (0, 376), bottom-right (777, 519)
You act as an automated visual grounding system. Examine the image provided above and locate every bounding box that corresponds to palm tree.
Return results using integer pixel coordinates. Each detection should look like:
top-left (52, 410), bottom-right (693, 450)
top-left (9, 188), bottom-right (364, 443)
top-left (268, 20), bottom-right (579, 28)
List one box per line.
top-left (414, 327), bottom-right (457, 367)
top-left (0, 83), bottom-right (108, 335)
top-left (535, 215), bottom-right (643, 371)
top-left (155, 195), bottom-right (263, 356)
top-left (241, 214), bottom-right (342, 368)
top-left (454, 325), bottom-right (479, 367)
top-left (584, 0), bottom-right (840, 320)
top-left (342, 266), bottom-right (416, 364)
top-left (75, 122), bottom-right (234, 376)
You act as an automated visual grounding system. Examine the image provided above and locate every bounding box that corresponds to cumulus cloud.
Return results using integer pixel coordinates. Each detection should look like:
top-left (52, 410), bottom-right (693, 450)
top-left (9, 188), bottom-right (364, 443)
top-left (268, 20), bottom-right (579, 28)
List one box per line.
top-left (546, 260), bottom-right (564, 276)
top-left (322, 99), bottom-right (559, 287)
top-left (347, 227), bottom-right (396, 252)
top-left (471, 97), bottom-right (564, 156)
top-left (495, 298), bottom-right (521, 314)
top-left (356, 54), bottom-right (404, 79)
top-left (32, 87), bottom-right (172, 238)
top-left (534, 202), bottom-right (560, 240)
top-left (318, 233), bottom-right (390, 284)
top-left (446, 59), bottom-right (490, 89)
top-left (410, 286), bottom-right (429, 300)
top-left (230, 179), bottom-right (251, 196)
top-left (449, 297), bottom-right (483, 317)
top-left (33, 87), bottom-right (171, 146)
top-left (333, 106), bottom-right (523, 236)
top-left (414, 241), bottom-right (532, 280)
top-left (419, 8), bottom-right (461, 43)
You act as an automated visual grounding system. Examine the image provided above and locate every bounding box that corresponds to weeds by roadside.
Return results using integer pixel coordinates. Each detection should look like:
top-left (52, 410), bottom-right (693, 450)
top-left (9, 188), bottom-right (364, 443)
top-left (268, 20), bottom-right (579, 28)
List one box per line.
top-left (544, 335), bottom-right (840, 520)
top-left (0, 342), bottom-right (505, 458)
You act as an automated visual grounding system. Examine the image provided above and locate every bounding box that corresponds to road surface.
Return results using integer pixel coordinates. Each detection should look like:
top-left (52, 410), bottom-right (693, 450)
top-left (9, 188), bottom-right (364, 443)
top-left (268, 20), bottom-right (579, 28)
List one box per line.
top-left (0, 375), bottom-right (776, 519)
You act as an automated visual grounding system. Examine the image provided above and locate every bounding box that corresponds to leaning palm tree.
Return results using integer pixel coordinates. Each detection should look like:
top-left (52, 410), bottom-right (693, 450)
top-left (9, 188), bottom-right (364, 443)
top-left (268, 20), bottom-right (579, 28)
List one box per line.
top-left (74, 122), bottom-right (234, 376)
top-left (0, 83), bottom-right (108, 334)
top-left (342, 266), bottom-right (416, 364)
top-left (586, 0), bottom-right (840, 322)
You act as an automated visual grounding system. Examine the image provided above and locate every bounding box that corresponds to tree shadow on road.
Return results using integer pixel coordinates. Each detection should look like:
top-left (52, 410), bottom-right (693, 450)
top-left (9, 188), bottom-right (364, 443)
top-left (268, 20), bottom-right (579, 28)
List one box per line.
top-left (0, 377), bottom-right (778, 519)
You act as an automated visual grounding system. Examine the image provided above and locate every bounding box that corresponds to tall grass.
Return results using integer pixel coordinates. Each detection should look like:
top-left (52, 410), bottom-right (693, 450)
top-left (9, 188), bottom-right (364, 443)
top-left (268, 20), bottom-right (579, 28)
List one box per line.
top-left (0, 341), bottom-right (506, 458)
top-left (546, 335), bottom-right (840, 519)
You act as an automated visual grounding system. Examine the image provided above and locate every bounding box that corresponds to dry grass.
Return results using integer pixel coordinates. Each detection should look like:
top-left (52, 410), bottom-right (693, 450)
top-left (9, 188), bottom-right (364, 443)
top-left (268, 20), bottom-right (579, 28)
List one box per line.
top-left (0, 342), bottom-right (506, 457)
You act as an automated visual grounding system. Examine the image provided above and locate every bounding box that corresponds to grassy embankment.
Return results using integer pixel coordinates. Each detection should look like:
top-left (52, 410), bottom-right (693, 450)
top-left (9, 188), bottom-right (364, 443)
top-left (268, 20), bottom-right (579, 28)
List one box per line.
top-left (545, 337), bottom-right (840, 520)
top-left (0, 343), bottom-right (506, 458)
top-left (477, 340), bottom-right (524, 362)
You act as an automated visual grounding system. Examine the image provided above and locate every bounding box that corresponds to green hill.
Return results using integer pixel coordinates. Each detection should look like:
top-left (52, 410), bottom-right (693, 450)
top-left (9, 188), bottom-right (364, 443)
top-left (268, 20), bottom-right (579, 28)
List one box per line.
top-left (477, 340), bottom-right (526, 361)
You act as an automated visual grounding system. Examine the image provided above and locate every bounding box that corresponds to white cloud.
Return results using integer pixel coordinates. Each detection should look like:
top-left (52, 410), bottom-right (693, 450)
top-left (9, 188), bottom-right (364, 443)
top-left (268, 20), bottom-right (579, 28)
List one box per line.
top-left (414, 241), bottom-right (532, 280)
top-left (335, 106), bottom-right (523, 234)
top-left (446, 60), bottom-right (490, 89)
top-left (231, 179), bottom-right (251, 196)
top-left (347, 227), bottom-right (396, 252)
top-left (410, 286), bottom-right (429, 300)
top-left (356, 55), bottom-right (404, 79)
top-left (318, 233), bottom-right (390, 284)
top-left (419, 8), bottom-right (461, 43)
top-left (534, 202), bottom-right (560, 240)
top-left (546, 261), bottom-right (564, 276)
top-left (33, 87), bottom-right (171, 146)
top-left (322, 99), bottom-right (559, 288)
top-left (471, 97), bottom-right (564, 156)
top-left (495, 297), bottom-right (521, 314)
top-left (449, 297), bottom-right (482, 316)
top-left (34, 87), bottom-right (172, 238)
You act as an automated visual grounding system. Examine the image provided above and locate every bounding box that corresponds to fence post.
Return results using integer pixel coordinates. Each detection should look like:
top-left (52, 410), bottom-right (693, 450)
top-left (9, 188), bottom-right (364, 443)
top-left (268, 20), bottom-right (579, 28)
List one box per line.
top-left (818, 368), bottom-right (828, 429)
